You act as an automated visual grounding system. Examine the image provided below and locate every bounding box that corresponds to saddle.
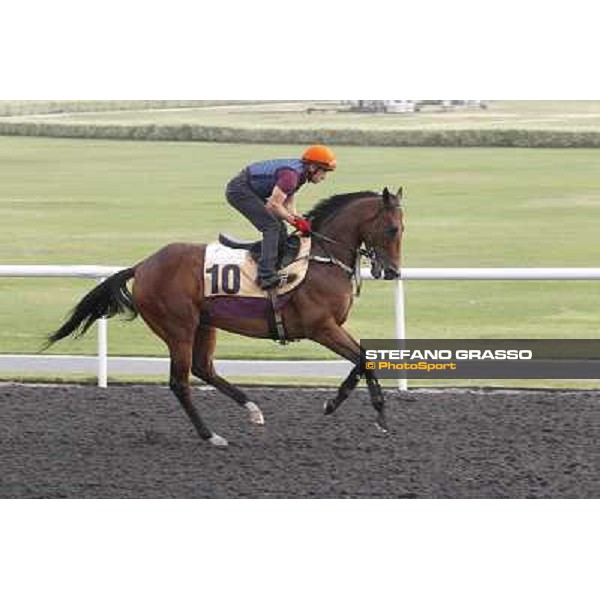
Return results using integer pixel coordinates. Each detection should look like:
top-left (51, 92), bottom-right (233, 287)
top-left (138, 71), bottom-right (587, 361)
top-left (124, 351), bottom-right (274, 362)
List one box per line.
top-left (204, 234), bottom-right (311, 299)
top-left (218, 233), bottom-right (302, 270)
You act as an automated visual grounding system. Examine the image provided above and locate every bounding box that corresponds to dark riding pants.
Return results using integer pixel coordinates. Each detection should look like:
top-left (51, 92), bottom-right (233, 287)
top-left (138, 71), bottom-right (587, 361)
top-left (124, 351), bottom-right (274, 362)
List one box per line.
top-left (225, 173), bottom-right (287, 280)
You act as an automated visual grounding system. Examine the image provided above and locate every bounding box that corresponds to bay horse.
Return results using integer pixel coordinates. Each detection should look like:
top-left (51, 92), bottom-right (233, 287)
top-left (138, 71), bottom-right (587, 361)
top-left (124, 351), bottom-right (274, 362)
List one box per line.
top-left (45, 187), bottom-right (404, 446)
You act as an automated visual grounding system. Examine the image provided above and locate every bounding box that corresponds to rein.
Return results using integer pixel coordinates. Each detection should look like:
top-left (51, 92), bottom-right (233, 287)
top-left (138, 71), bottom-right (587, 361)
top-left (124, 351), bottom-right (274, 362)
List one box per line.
top-left (308, 229), bottom-right (377, 297)
top-left (310, 230), bottom-right (376, 262)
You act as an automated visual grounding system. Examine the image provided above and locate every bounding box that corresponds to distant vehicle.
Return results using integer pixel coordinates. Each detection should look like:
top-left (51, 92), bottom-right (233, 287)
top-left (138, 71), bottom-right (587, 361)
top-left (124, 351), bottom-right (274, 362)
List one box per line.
top-left (414, 100), bottom-right (488, 111)
top-left (346, 100), bottom-right (416, 113)
top-left (345, 100), bottom-right (487, 113)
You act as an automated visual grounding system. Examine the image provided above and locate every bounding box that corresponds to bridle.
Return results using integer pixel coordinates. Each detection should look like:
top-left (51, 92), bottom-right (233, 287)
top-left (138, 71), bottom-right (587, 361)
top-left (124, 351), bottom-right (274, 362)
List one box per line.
top-left (361, 203), bottom-right (403, 280)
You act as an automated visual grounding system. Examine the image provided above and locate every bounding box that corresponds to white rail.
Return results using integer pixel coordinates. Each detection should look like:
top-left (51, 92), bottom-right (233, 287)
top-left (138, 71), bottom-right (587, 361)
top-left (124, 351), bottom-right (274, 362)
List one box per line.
top-left (0, 266), bottom-right (123, 388)
top-left (3, 265), bottom-right (600, 279)
top-left (397, 267), bottom-right (600, 280)
top-left (2, 265), bottom-right (600, 389)
top-left (0, 265), bottom-right (123, 278)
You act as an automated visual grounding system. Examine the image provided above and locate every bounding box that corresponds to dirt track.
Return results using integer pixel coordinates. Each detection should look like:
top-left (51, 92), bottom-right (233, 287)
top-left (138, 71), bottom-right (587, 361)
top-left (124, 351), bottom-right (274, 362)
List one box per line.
top-left (0, 383), bottom-right (598, 498)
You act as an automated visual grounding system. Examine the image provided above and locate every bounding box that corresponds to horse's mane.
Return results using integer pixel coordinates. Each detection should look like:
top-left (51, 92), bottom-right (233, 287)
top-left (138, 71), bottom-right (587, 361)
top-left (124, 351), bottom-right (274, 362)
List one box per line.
top-left (304, 191), bottom-right (379, 230)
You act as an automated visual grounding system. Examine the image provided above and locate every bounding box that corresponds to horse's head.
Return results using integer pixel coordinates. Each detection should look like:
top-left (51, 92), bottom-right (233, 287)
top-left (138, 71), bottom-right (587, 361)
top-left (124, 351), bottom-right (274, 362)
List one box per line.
top-left (304, 188), bottom-right (404, 279)
top-left (361, 187), bottom-right (405, 280)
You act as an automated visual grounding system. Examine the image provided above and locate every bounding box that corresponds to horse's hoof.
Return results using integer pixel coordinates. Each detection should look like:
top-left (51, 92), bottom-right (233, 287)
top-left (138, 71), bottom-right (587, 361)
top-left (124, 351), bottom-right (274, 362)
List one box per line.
top-left (208, 433), bottom-right (229, 447)
top-left (375, 422), bottom-right (389, 434)
top-left (323, 400), bottom-right (335, 415)
top-left (246, 401), bottom-right (265, 425)
top-left (375, 413), bottom-right (389, 434)
top-left (400, 392), bottom-right (417, 403)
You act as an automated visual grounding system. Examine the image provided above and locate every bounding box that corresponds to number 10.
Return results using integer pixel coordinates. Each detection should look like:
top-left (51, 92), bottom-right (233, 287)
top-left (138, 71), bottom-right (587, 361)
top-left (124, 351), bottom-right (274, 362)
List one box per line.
top-left (207, 264), bottom-right (241, 294)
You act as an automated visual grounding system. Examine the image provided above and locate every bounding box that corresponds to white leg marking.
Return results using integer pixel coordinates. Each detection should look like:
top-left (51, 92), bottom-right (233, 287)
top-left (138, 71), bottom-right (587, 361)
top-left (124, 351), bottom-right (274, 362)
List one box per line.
top-left (209, 433), bottom-right (229, 447)
top-left (375, 422), bottom-right (388, 434)
top-left (246, 401), bottom-right (265, 425)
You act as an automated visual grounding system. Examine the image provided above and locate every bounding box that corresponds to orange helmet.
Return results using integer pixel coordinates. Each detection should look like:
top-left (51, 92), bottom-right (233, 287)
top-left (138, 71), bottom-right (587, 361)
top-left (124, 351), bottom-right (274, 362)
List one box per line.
top-left (302, 145), bottom-right (337, 171)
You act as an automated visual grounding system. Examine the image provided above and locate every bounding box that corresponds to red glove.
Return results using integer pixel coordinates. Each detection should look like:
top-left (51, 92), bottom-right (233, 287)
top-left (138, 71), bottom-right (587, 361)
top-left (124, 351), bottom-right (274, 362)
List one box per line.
top-left (292, 216), bottom-right (312, 236)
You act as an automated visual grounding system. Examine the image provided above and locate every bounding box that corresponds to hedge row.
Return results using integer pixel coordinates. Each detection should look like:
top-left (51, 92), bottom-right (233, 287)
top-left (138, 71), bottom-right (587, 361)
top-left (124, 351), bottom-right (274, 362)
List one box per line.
top-left (0, 100), bottom-right (265, 118)
top-left (1, 120), bottom-right (600, 148)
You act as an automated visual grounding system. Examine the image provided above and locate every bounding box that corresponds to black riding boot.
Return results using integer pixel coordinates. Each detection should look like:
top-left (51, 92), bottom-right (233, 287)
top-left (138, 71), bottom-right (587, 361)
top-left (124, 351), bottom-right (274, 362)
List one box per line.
top-left (257, 225), bottom-right (282, 290)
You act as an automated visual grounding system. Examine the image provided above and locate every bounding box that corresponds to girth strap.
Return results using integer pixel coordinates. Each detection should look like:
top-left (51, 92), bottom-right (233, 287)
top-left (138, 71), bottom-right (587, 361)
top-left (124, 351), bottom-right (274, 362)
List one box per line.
top-left (268, 289), bottom-right (288, 345)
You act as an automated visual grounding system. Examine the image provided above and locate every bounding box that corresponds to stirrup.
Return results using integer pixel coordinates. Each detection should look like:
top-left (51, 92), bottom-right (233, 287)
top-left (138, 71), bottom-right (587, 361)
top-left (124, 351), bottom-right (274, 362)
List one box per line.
top-left (258, 273), bottom-right (288, 290)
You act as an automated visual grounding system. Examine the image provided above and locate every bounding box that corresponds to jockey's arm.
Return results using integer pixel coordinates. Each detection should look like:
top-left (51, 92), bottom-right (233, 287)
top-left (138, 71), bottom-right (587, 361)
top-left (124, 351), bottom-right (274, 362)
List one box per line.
top-left (284, 195), bottom-right (296, 216)
top-left (265, 186), bottom-right (297, 225)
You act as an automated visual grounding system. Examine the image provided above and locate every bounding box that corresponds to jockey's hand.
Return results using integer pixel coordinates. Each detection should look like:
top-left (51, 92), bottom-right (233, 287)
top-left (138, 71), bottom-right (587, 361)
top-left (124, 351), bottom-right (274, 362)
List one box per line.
top-left (292, 216), bottom-right (312, 236)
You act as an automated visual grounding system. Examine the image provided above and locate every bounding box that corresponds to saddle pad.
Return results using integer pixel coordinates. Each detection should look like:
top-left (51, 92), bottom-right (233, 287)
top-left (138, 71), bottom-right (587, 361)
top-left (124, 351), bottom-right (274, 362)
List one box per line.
top-left (204, 237), bottom-right (311, 298)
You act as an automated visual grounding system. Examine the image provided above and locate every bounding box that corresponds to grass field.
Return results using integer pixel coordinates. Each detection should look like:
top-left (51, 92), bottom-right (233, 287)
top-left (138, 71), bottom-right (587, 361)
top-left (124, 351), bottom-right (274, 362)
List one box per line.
top-left (1, 133), bottom-right (599, 368)
top-left (5, 100), bottom-right (600, 131)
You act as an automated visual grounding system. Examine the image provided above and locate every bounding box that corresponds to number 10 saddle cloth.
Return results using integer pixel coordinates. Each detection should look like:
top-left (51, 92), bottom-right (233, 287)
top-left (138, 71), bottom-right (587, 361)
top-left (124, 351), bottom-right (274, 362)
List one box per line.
top-left (204, 234), bottom-right (312, 299)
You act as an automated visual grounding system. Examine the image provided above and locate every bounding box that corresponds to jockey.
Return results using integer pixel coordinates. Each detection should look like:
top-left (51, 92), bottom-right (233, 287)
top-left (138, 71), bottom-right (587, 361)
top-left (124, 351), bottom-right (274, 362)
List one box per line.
top-left (225, 144), bottom-right (337, 290)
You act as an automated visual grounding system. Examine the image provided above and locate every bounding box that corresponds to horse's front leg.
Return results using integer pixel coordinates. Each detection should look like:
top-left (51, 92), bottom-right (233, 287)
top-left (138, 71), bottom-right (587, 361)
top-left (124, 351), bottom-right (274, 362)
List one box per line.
top-left (324, 364), bottom-right (361, 415)
top-left (343, 351), bottom-right (388, 432)
top-left (365, 369), bottom-right (388, 432)
top-left (310, 321), bottom-right (387, 431)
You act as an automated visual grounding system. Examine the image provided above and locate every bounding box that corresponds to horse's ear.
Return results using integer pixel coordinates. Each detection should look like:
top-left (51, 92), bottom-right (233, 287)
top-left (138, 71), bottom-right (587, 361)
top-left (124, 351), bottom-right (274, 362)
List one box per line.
top-left (396, 186), bottom-right (403, 199)
top-left (382, 187), bottom-right (391, 206)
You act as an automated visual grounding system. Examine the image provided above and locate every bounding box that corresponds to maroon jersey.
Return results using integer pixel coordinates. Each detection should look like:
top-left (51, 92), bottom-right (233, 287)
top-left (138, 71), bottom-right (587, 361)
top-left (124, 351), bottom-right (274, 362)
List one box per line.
top-left (276, 168), bottom-right (307, 197)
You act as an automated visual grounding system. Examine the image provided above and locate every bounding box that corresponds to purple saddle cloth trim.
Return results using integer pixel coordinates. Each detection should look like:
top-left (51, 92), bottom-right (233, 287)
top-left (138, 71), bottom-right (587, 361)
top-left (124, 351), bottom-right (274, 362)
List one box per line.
top-left (205, 293), bottom-right (292, 320)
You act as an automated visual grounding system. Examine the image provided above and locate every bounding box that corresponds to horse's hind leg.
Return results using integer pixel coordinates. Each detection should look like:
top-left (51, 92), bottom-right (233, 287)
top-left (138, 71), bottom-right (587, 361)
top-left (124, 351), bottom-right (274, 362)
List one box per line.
top-left (191, 323), bottom-right (265, 426)
top-left (168, 339), bottom-right (228, 447)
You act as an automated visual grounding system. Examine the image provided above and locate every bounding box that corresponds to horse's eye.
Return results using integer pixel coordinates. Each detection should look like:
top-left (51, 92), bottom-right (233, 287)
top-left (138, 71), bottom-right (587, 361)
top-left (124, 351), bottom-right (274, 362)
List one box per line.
top-left (384, 226), bottom-right (399, 239)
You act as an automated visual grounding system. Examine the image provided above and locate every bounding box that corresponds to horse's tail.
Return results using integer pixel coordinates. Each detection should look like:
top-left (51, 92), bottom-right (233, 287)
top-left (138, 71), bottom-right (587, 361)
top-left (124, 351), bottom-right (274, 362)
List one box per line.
top-left (43, 267), bottom-right (137, 350)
